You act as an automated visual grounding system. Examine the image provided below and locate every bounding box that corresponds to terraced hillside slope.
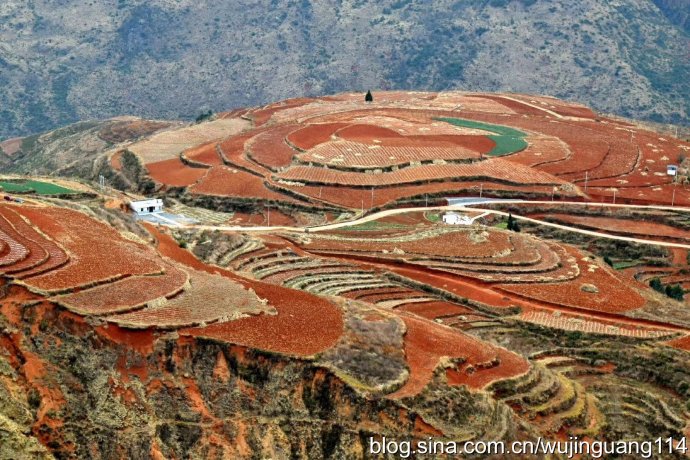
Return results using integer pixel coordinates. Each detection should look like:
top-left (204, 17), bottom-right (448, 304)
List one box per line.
top-left (2, 92), bottom-right (690, 457)
top-left (48, 90), bottom-right (688, 222)
top-left (1, 0), bottom-right (690, 139)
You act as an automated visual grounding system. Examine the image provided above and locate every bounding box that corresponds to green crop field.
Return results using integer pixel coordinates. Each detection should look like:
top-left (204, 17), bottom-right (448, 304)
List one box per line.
top-left (435, 117), bottom-right (529, 157)
top-left (0, 179), bottom-right (77, 195)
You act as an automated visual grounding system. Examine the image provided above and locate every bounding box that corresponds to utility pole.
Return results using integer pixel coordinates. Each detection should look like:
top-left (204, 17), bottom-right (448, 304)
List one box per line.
top-left (266, 205), bottom-right (270, 227)
top-left (361, 199), bottom-right (364, 214)
top-left (371, 187), bottom-right (374, 209)
top-left (319, 186), bottom-right (322, 198)
top-left (551, 186), bottom-right (555, 202)
top-left (425, 194), bottom-right (428, 207)
top-left (584, 171), bottom-right (588, 192)
top-left (479, 183), bottom-right (483, 198)
top-left (672, 184), bottom-right (677, 207)
top-left (613, 189), bottom-right (617, 205)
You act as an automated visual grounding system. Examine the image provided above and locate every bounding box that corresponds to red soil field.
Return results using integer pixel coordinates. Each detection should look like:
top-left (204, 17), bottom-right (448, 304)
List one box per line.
top-left (54, 262), bottom-right (189, 315)
top-left (0, 207), bottom-right (54, 275)
top-left (107, 269), bottom-right (265, 329)
top-left (183, 142), bottom-right (222, 166)
top-left (16, 206), bottom-right (164, 294)
top-left (508, 136), bottom-right (571, 167)
top-left (499, 246), bottom-right (646, 314)
top-left (278, 159), bottom-right (565, 187)
top-left (189, 166), bottom-right (296, 202)
top-left (248, 97), bottom-right (315, 126)
top-left (216, 130), bottom-right (271, 175)
top-left (335, 124), bottom-right (404, 141)
top-left (506, 94), bottom-right (597, 119)
top-left (146, 158), bottom-right (208, 187)
top-left (533, 214), bottom-right (690, 241)
top-left (286, 123), bottom-right (350, 150)
top-left (303, 229), bottom-right (514, 259)
top-left (110, 151), bottom-right (123, 170)
top-left (479, 95), bottom-right (553, 117)
top-left (246, 124), bottom-right (300, 170)
top-left (519, 311), bottom-right (674, 338)
top-left (667, 334), bottom-right (690, 351)
top-left (297, 141), bottom-right (480, 169)
top-left (389, 314), bottom-right (528, 398)
top-left (0, 216), bottom-right (31, 269)
top-left (145, 225), bottom-right (343, 356)
top-left (446, 347), bottom-right (530, 389)
top-left (287, 181), bottom-right (570, 209)
top-left (395, 301), bottom-right (475, 320)
top-left (5, 208), bottom-right (69, 278)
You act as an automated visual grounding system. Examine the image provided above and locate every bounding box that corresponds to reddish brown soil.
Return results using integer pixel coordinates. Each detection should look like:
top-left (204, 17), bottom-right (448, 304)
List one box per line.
top-left (16, 206), bottom-right (164, 293)
top-left (55, 262), bottom-right (188, 315)
top-left (499, 246), bottom-right (645, 314)
top-left (183, 142), bottom-right (223, 166)
top-left (145, 225), bottom-right (343, 356)
top-left (278, 159), bottom-right (564, 187)
top-left (395, 301), bottom-right (475, 319)
top-left (667, 334), bottom-right (690, 351)
top-left (248, 98), bottom-right (315, 126)
top-left (288, 181), bottom-right (563, 209)
top-left (336, 124), bottom-right (404, 141)
top-left (389, 314), bottom-right (528, 398)
top-left (304, 229), bottom-right (513, 259)
top-left (246, 124), bottom-right (300, 170)
top-left (189, 166), bottom-right (296, 202)
top-left (110, 151), bottom-right (123, 170)
top-left (531, 214), bottom-right (690, 241)
top-left (146, 159), bottom-right (208, 187)
top-left (287, 123), bottom-right (350, 150)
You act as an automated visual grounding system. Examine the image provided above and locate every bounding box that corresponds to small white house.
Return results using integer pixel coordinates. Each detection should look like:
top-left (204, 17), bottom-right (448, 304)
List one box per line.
top-left (667, 165), bottom-right (678, 176)
top-left (130, 198), bottom-right (164, 215)
top-left (442, 212), bottom-right (473, 226)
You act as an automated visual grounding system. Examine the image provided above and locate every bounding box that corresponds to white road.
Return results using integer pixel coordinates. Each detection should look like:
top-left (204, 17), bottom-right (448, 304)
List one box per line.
top-left (182, 199), bottom-right (690, 249)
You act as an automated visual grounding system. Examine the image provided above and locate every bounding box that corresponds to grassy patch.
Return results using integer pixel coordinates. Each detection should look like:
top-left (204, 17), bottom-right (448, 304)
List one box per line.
top-left (424, 211), bottom-right (441, 222)
top-left (494, 221), bottom-right (509, 230)
top-left (0, 179), bottom-right (77, 195)
top-left (435, 117), bottom-right (528, 157)
top-left (612, 260), bottom-right (643, 270)
top-left (346, 220), bottom-right (410, 231)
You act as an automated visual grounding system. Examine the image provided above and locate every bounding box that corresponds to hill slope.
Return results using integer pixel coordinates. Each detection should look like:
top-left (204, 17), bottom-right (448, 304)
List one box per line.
top-left (0, 0), bottom-right (689, 139)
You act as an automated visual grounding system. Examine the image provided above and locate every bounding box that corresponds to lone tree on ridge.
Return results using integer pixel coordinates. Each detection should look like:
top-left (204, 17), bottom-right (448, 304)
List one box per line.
top-left (365, 90), bottom-right (373, 102)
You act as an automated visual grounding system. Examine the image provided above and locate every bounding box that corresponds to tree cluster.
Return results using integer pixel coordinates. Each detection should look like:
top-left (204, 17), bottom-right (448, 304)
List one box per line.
top-left (649, 277), bottom-right (685, 301)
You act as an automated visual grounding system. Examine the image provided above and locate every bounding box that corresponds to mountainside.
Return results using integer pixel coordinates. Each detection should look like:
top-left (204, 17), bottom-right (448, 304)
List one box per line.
top-left (0, 0), bottom-right (689, 140)
top-left (3, 92), bottom-right (690, 458)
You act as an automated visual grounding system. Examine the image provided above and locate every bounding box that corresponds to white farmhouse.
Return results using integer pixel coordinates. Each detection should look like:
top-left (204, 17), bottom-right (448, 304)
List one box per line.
top-left (129, 198), bottom-right (164, 215)
top-left (667, 165), bottom-right (678, 176)
top-left (442, 212), bottom-right (473, 226)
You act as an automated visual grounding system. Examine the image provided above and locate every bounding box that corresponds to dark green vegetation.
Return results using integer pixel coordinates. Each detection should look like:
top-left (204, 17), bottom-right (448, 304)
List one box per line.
top-left (436, 117), bottom-right (528, 157)
top-left (0, 179), bottom-right (77, 195)
top-left (1, 0), bottom-right (689, 139)
top-left (515, 219), bottom-right (670, 266)
top-left (506, 213), bottom-right (521, 232)
top-left (649, 277), bottom-right (686, 301)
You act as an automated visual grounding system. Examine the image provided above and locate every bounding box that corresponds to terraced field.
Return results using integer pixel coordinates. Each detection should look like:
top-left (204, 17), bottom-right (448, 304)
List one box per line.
top-left (3, 91), bottom-right (690, 457)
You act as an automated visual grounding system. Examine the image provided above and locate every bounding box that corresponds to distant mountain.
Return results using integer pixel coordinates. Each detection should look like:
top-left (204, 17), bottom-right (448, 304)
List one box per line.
top-left (0, 0), bottom-right (689, 140)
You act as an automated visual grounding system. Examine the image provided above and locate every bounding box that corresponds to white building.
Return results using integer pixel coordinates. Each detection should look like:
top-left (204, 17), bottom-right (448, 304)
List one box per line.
top-left (442, 212), bottom-right (473, 226)
top-left (130, 198), bottom-right (164, 215)
top-left (667, 165), bottom-right (678, 176)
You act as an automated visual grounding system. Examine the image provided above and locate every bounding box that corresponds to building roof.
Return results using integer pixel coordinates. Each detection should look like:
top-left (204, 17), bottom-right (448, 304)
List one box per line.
top-left (130, 198), bottom-right (163, 207)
